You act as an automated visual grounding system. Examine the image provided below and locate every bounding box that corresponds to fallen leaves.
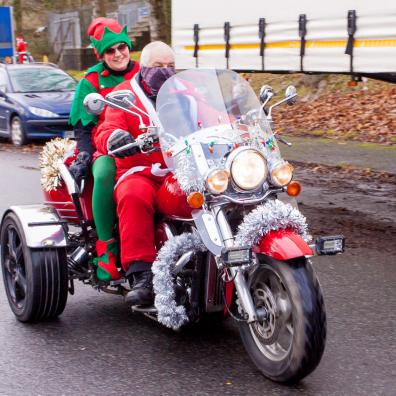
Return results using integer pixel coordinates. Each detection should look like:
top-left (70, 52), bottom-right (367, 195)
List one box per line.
top-left (0, 141), bottom-right (43, 154)
top-left (274, 87), bottom-right (396, 145)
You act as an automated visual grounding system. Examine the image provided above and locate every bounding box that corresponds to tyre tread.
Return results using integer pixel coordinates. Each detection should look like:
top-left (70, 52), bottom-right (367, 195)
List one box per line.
top-left (0, 212), bottom-right (68, 323)
top-left (238, 257), bottom-right (327, 383)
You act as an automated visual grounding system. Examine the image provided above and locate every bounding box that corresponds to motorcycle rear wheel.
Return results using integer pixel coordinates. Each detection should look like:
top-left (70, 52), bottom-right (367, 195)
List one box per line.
top-left (0, 212), bottom-right (68, 322)
top-left (238, 257), bottom-right (326, 383)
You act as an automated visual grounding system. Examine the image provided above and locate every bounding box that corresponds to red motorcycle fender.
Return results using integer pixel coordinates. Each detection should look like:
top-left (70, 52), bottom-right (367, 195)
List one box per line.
top-left (253, 229), bottom-right (314, 260)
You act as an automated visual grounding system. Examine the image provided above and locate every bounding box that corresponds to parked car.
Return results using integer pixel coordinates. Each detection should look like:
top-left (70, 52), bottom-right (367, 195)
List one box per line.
top-left (0, 63), bottom-right (77, 146)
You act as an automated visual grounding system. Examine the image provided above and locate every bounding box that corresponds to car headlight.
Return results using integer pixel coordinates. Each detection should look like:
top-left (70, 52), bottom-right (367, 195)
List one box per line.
top-left (28, 106), bottom-right (59, 118)
top-left (230, 149), bottom-right (268, 190)
top-left (206, 169), bottom-right (229, 194)
top-left (270, 161), bottom-right (294, 186)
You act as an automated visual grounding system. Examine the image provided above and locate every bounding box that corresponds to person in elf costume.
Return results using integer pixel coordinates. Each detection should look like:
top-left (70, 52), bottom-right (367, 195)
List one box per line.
top-left (95, 41), bottom-right (176, 306)
top-left (68, 18), bottom-right (140, 282)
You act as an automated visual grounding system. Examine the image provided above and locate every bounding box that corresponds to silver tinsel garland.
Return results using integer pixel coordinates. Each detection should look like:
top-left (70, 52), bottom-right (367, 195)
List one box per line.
top-left (152, 232), bottom-right (206, 330)
top-left (234, 199), bottom-right (310, 247)
top-left (152, 200), bottom-right (309, 329)
top-left (39, 138), bottom-right (76, 191)
top-left (173, 150), bottom-right (205, 193)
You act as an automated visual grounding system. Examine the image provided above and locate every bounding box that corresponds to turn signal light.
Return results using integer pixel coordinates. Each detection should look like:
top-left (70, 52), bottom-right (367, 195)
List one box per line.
top-left (286, 180), bottom-right (301, 196)
top-left (271, 162), bottom-right (294, 187)
top-left (206, 169), bottom-right (229, 194)
top-left (187, 192), bottom-right (204, 208)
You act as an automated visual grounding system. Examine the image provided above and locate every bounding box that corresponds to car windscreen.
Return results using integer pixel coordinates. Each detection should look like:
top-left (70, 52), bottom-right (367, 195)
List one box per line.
top-left (8, 67), bottom-right (77, 93)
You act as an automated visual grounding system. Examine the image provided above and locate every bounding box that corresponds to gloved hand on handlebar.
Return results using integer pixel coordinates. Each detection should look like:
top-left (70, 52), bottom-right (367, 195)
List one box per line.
top-left (107, 129), bottom-right (140, 158)
top-left (69, 151), bottom-right (91, 185)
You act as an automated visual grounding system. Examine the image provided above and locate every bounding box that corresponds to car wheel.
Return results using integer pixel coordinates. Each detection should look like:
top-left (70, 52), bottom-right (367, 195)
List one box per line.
top-left (10, 116), bottom-right (27, 146)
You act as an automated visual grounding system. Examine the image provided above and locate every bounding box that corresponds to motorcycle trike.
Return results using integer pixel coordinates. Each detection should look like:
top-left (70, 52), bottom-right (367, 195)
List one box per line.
top-left (0, 69), bottom-right (344, 383)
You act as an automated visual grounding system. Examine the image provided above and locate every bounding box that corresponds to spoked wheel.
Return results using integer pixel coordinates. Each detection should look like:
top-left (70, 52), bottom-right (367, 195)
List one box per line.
top-left (10, 116), bottom-right (27, 146)
top-left (239, 257), bottom-right (327, 383)
top-left (0, 212), bottom-right (68, 322)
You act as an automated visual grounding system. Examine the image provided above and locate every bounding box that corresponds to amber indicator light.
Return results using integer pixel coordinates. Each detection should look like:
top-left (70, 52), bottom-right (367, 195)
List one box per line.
top-left (187, 192), bottom-right (204, 208)
top-left (287, 181), bottom-right (302, 196)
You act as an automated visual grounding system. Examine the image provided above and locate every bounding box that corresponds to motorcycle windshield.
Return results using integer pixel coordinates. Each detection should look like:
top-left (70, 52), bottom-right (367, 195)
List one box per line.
top-left (156, 69), bottom-right (281, 177)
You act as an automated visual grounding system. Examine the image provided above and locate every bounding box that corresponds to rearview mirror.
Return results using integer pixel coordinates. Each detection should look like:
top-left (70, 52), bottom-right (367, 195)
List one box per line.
top-left (84, 91), bottom-right (150, 130)
top-left (259, 85), bottom-right (274, 104)
top-left (285, 85), bottom-right (297, 105)
top-left (105, 90), bottom-right (136, 109)
top-left (83, 93), bottom-right (106, 115)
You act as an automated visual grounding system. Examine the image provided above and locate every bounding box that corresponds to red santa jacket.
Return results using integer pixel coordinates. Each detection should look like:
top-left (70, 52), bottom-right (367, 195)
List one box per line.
top-left (95, 75), bottom-right (166, 180)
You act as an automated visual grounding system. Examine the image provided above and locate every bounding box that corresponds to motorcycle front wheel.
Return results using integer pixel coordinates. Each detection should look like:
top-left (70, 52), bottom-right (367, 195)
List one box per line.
top-left (238, 257), bottom-right (326, 383)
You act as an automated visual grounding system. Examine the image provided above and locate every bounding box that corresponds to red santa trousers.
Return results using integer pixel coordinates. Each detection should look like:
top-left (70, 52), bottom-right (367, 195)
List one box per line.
top-left (114, 170), bottom-right (164, 270)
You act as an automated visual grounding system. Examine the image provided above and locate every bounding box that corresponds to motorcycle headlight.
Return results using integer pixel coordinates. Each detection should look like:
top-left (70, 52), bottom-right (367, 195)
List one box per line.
top-left (230, 149), bottom-right (268, 190)
top-left (271, 161), bottom-right (294, 186)
top-left (206, 169), bottom-right (229, 194)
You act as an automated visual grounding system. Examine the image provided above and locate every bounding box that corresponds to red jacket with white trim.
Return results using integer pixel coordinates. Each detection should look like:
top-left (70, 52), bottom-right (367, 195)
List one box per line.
top-left (94, 77), bottom-right (166, 180)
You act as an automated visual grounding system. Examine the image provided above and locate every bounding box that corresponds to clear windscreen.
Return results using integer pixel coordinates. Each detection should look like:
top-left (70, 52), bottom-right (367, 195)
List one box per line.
top-left (157, 69), bottom-right (263, 144)
top-left (156, 69), bottom-right (282, 185)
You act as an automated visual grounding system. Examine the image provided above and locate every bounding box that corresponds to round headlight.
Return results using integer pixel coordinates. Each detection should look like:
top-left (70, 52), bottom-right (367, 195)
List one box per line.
top-left (271, 162), bottom-right (294, 186)
top-left (206, 169), bottom-right (229, 194)
top-left (231, 149), bottom-right (268, 190)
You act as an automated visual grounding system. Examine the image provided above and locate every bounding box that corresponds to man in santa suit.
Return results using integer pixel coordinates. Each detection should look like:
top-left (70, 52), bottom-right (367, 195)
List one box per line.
top-left (95, 41), bottom-right (176, 306)
top-left (16, 36), bottom-right (28, 64)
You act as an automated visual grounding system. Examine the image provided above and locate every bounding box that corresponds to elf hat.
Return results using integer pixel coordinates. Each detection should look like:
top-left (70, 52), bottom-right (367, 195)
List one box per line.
top-left (87, 17), bottom-right (132, 57)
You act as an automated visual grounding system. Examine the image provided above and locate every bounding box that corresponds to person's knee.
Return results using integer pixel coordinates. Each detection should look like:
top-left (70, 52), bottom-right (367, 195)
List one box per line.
top-left (121, 187), bottom-right (151, 205)
top-left (117, 179), bottom-right (155, 210)
top-left (93, 165), bottom-right (115, 187)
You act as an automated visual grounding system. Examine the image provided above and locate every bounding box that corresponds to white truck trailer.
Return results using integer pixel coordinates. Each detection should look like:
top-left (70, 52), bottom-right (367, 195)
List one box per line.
top-left (172, 0), bottom-right (396, 82)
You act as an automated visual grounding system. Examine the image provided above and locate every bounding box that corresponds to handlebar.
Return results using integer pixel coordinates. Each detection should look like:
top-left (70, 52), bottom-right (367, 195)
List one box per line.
top-left (108, 129), bottom-right (160, 157)
top-left (108, 141), bottom-right (140, 156)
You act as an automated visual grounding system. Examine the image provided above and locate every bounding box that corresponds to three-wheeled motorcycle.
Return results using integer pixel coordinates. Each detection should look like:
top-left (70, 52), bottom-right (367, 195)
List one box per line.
top-left (0, 69), bottom-right (344, 383)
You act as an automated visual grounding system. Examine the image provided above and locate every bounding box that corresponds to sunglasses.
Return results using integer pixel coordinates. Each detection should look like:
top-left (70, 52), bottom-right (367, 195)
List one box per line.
top-left (104, 43), bottom-right (129, 56)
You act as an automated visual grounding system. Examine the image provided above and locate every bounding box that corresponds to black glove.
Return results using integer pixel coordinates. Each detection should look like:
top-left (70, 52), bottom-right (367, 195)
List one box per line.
top-left (69, 151), bottom-right (91, 185)
top-left (107, 129), bottom-right (140, 158)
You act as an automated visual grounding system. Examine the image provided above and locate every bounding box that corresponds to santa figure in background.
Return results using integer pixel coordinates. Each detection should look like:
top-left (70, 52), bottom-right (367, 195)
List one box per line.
top-left (16, 36), bottom-right (28, 64)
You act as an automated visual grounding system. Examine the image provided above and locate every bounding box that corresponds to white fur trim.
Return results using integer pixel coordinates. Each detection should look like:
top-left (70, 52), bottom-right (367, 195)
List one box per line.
top-left (151, 162), bottom-right (170, 177)
top-left (130, 75), bottom-right (162, 129)
top-left (114, 166), bottom-right (148, 190)
top-left (114, 163), bottom-right (169, 190)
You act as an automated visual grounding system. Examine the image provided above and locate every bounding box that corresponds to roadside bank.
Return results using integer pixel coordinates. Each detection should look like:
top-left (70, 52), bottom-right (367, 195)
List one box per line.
top-left (282, 136), bottom-right (396, 175)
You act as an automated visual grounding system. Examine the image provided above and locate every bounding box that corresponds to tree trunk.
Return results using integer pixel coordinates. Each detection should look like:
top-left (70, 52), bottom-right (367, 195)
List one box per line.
top-left (91, 0), bottom-right (106, 19)
top-left (148, 0), bottom-right (171, 43)
top-left (13, 0), bottom-right (23, 35)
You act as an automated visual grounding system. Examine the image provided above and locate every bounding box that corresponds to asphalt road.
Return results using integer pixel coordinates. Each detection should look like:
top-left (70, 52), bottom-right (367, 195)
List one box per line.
top-left (0, 146), bottom-right (395, 396)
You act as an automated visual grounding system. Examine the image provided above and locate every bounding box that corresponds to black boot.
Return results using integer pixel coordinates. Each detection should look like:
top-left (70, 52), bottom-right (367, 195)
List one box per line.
top-left (125, 271), bottom-right (154, 306)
